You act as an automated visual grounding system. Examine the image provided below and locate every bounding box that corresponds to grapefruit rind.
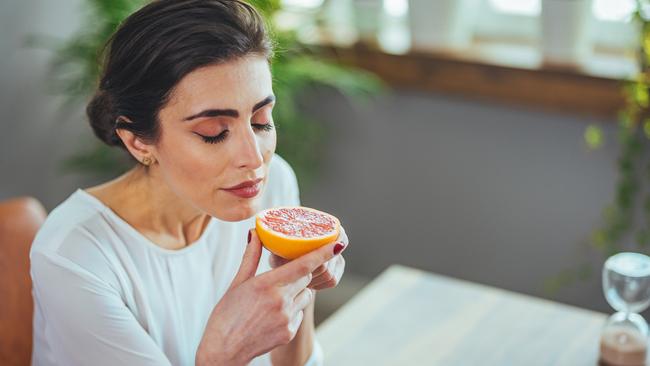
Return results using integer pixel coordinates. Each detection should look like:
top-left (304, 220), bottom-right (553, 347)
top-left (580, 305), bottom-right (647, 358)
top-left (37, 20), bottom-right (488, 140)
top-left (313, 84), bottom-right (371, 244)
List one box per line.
top-left (255, 206), bottom-right (340, 260)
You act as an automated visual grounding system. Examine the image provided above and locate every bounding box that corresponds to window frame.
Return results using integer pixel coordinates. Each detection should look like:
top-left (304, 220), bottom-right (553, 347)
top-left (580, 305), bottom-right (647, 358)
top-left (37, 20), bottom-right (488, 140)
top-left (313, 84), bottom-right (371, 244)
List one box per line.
top-left (474, 0), bottom-right (637, 51)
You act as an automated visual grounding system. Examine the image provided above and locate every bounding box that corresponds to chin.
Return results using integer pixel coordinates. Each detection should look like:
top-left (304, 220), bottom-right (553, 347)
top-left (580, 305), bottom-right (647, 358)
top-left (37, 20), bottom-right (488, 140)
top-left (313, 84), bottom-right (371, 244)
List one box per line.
top-left (212, 199), bottom-right (261, 222)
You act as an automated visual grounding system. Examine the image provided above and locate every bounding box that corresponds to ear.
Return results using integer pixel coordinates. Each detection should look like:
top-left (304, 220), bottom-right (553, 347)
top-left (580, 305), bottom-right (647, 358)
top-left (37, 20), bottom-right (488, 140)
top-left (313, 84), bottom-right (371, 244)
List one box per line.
top-left (114, 116), bottom-right (156, 164)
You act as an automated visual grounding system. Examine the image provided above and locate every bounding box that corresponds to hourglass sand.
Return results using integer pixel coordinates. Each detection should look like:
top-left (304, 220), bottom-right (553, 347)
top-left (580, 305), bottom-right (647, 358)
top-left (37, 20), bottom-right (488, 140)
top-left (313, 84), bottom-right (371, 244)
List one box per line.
top-left (600, 252), bottom-right (650, 366)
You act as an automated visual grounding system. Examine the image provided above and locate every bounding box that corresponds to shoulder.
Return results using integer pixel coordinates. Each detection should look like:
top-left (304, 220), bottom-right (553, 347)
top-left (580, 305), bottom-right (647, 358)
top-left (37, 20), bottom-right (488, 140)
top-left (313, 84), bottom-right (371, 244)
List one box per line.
top-left (32, 190), bottom-right (109, 254)
top-left (262, 154), bottom-right (300, 207)
top-left (30, 190), bottom-right (121, 289)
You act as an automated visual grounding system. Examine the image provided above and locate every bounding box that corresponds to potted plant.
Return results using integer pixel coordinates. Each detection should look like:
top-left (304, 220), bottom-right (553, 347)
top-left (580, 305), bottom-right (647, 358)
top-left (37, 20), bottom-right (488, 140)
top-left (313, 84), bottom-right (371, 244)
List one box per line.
top-left (546, 1), bottom-right (647, 293)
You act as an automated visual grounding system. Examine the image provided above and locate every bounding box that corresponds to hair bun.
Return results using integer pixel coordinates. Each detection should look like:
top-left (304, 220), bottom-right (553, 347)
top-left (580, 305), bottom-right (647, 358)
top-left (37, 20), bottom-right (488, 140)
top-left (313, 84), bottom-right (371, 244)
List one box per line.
top-left (86, 90), bottom-right (123, 147)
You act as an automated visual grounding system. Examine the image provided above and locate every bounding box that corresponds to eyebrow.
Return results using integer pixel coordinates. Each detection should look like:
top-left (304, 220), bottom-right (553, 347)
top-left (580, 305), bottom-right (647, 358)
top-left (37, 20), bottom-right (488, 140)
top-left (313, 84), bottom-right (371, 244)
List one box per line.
top-left (182, 95), bottom-right (275, 121)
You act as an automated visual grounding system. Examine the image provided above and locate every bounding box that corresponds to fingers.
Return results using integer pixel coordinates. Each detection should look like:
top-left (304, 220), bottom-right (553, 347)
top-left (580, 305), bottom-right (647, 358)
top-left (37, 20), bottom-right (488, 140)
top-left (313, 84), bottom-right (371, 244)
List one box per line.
top-left (337, 226), bottom-right (349, 246)
top-left (311, 281), bottom-right (335, 291)
top-left (230, 229), bottom-right (262, 289)
top-left (308, 259), bottom-right (333, 287)
top-left (268, 253), bottom-right (290, 269)
top-left (312, 257), bottom-right (344, 290)
top-left (273, 242), bottom-right (341, 284)
top-left (311, 264), bottom-right (328, 277)
top-left (310, 256), bottom-right (344, 289)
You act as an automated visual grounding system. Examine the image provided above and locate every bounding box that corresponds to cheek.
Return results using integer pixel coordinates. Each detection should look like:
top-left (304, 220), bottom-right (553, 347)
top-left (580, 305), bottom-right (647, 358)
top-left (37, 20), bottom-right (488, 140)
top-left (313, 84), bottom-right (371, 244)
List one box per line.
top-left (160, 134), bottom-right (209, 173)
top-left (156, 130), bottom-right (228, 196)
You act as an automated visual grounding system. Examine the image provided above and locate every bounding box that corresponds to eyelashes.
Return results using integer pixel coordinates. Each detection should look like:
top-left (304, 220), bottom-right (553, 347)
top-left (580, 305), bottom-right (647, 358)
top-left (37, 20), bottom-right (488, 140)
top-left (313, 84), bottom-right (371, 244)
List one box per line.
top-left (252, 123), bottom-right (274, 132)
top-left (197, 123), bottom-right (274, 145)
top-left (198, 130), bottom-right (228, 144)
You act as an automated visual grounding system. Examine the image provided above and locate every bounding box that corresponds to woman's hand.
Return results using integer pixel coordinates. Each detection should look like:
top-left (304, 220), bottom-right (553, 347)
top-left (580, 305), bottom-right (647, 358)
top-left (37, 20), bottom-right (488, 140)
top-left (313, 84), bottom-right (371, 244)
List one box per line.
top-left (269, 226), bottom-right (348, 291)
top-left (196, 230), bottom-right (340, 366)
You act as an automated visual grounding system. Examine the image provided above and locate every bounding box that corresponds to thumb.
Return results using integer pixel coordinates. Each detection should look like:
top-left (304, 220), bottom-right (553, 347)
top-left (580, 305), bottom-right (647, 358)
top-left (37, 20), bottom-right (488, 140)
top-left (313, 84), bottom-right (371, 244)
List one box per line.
top-left (230, 229), bottom-right (262, 289)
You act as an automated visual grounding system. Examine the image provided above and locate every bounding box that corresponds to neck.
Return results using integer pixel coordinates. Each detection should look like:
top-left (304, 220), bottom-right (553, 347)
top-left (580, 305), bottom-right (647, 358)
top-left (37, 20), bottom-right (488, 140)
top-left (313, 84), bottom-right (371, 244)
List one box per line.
top-left (88, 165), bottom-right (212, 249)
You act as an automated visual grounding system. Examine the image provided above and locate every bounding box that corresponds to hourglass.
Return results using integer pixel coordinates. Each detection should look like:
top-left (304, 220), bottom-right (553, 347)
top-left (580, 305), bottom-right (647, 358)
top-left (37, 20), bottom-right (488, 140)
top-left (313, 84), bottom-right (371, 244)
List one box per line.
top-left (600, 252), bottom-right (650, 366)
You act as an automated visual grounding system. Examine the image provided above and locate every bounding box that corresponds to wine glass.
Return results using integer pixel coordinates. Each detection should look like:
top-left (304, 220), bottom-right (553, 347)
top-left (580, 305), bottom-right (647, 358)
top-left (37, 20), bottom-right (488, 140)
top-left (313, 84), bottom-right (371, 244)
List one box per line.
top-left (600, 252), bottom-right (650, 366)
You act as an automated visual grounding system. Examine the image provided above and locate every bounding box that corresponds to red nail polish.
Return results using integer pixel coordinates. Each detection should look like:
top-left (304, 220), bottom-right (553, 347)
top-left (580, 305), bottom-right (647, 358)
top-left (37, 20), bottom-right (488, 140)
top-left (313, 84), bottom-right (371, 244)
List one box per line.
top-left (247, 231), bottom-right (252, 244)
top-left (333, 243), bottom-right (345, 255)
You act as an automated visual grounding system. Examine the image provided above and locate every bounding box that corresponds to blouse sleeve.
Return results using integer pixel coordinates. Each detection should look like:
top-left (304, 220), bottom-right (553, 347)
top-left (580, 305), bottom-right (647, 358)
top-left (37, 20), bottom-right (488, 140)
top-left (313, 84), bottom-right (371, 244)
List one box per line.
top-left (30, 252), bottom-right (172, 366)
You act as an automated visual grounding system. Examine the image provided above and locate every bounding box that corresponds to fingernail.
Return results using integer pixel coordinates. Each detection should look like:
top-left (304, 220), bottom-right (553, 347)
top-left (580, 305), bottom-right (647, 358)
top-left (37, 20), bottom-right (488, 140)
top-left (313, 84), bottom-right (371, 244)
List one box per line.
top-left (247, 230), bottom-right (252, 244)
top-left (333, 243), bottom-right (345, 255)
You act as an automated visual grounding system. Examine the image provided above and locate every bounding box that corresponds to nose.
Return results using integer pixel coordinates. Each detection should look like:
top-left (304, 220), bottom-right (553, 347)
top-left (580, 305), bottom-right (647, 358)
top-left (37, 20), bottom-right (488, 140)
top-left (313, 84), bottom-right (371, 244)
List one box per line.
top-left (234, 124), bottom-right (264, 170)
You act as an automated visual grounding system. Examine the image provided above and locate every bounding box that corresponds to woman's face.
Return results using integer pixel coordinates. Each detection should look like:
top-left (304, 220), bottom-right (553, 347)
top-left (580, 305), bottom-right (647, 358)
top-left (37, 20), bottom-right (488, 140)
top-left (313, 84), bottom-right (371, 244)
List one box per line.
top-left (151, 56), bottom-right (276, 222)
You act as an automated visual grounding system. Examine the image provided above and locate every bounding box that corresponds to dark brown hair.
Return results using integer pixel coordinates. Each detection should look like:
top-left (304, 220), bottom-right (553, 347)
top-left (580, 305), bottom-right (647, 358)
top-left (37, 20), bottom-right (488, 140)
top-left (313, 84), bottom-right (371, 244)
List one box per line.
top-left (87, 0), bottom-right (273, 150)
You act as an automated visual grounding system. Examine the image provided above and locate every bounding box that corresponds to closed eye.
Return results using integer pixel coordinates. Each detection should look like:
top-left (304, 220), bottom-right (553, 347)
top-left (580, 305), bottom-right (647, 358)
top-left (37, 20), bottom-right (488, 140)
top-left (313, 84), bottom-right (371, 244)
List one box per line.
top-left (252, 123), bottom-right (274, 132)
top-left (195, 123), bottom-right (272, 144)
top-left (195, 130), bottom-right (228, 144)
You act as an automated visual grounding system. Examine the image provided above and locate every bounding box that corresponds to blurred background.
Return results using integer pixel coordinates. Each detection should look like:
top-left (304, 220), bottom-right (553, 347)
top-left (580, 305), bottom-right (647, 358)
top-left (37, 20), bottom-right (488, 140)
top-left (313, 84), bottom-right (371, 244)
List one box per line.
top-left (1, 0), bottom-right (647, 324)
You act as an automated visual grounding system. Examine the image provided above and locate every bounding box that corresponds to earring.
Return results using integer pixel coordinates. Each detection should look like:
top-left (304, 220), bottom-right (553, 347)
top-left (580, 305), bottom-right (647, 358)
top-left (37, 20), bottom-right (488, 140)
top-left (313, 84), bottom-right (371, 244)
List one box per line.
top-left (141, 156), bottom-right (153, 166)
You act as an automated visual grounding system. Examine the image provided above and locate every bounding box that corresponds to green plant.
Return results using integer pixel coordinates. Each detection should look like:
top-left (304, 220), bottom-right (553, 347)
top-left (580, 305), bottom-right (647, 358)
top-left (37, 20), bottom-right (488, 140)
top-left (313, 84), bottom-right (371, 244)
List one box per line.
top-left (587, 1), bottom-right (650, 255)
top-left (42, 0), bottom-right (382, 186)
top-left (545, 1), bottom-right (650, 294)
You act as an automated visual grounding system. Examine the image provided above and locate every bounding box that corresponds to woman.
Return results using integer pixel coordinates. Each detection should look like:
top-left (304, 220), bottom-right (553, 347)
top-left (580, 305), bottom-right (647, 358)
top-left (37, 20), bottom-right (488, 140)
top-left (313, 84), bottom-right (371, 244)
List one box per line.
top-left (29, 1), bottom-right (348, 365)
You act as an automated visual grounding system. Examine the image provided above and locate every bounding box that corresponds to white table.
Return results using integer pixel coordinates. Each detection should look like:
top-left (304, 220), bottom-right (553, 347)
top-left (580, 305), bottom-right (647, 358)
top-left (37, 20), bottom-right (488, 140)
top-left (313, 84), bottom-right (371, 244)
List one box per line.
top-left (317, 265), bottom-right (607, 365)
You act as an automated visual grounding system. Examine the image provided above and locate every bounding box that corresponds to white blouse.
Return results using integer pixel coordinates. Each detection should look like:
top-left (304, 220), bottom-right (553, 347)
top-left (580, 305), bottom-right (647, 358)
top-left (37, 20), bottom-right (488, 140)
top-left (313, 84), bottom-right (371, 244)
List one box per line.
top-left (30, 155), bottom-right (324, 366)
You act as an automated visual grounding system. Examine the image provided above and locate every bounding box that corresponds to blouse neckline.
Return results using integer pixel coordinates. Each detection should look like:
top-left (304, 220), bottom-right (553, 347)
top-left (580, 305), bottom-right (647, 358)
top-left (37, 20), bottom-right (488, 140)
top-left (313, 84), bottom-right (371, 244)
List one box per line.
top-left (74, 188), bottom-right (217, 256)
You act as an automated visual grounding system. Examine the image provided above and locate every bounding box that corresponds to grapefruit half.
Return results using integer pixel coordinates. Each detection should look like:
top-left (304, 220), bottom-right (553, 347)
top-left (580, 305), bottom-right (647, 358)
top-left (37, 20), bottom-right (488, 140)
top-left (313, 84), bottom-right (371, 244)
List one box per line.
top-left (255, 207), bottom-right (340, 259)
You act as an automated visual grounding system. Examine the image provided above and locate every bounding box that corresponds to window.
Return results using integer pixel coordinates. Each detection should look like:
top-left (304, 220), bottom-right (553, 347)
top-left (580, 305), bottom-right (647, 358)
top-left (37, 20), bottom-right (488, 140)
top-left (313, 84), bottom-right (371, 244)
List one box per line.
top-left (479, 0), bottom-right (637, 50)
top-left (280, 0), bottom-right (637, 53)
top-left (489, 0), bottom-right (539, 16)
top-left (281, 0), bottom-right (324, 9)
top-left (488, 0), bottom-right (635, 21)
top-left (592, 0), bottom-right (636, 21)
top-left (383, 0), bottom-right (408, 18)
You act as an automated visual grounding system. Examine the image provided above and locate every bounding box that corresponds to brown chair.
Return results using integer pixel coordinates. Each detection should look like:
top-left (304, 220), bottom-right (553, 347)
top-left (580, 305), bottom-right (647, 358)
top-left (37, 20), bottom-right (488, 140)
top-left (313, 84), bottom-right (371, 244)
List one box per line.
top-left (0, 197), bottom-right (47, 366)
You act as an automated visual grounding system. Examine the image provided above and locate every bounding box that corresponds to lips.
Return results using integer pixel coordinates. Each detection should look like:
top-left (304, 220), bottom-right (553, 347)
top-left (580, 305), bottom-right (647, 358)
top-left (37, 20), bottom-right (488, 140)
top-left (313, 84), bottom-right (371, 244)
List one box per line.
top-left (223, 178), bottom-right (263, 199)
